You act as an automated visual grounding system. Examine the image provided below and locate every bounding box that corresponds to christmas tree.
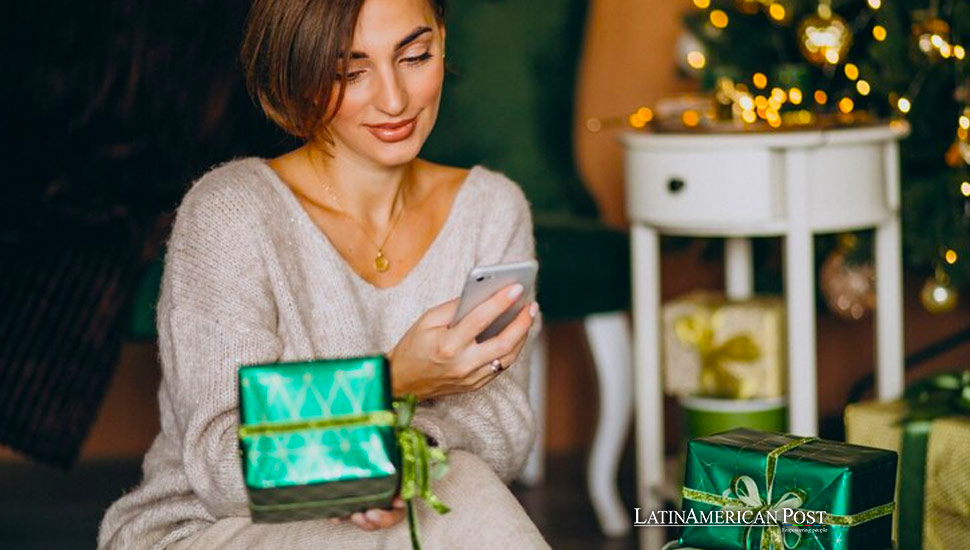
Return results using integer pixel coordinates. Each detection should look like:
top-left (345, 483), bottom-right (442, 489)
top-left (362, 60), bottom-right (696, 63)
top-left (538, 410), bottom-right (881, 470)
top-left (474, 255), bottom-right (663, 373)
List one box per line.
top-left (676, 0), bottom-right (969, 312)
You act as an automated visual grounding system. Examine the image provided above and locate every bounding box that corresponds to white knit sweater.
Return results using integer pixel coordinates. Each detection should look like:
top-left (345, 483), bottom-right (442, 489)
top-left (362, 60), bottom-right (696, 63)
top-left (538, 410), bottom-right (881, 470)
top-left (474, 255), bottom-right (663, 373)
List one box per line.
top-left (98, 158), bottom-right (543, 549)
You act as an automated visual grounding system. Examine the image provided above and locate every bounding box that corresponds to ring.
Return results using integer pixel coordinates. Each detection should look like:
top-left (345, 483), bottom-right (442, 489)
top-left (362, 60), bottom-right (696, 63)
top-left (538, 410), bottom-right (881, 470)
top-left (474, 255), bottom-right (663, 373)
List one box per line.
top-left (490, 359), bottom-right (503, 374)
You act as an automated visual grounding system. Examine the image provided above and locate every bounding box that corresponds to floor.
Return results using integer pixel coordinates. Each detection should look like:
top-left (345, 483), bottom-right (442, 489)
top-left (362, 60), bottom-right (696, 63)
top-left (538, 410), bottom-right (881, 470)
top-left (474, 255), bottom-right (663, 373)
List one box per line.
top-left (0, 440), bottom-right (668, 549)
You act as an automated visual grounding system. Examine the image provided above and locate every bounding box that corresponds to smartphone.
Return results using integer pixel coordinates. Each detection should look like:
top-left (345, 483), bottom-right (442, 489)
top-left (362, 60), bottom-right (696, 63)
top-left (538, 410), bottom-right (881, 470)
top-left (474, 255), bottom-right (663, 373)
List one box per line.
top-left (450, 259), bottom-right (539, 343)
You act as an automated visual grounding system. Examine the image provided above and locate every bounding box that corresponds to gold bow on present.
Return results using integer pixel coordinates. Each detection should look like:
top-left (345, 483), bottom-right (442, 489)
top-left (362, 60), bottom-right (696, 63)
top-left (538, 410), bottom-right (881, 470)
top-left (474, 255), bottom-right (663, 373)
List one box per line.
top-left (675, 307), bottom-right (762, 399)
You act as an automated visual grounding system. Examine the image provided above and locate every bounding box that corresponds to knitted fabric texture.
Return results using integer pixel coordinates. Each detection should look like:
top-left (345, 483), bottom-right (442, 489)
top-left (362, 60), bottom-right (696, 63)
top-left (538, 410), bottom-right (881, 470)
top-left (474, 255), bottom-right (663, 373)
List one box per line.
top-left (98, 158), bottom-right (544, 549)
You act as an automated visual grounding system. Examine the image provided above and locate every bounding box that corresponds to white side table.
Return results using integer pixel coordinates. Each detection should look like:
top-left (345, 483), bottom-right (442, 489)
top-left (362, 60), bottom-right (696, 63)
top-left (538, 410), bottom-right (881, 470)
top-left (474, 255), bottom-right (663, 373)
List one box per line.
top-left (621, 123), bottom-right (910, 550)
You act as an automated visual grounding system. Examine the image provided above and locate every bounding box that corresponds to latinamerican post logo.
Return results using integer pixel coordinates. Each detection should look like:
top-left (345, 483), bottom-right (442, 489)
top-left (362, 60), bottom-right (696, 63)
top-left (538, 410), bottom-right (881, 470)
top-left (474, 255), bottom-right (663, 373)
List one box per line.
top-left (634, 508), bottom-right (827, 533)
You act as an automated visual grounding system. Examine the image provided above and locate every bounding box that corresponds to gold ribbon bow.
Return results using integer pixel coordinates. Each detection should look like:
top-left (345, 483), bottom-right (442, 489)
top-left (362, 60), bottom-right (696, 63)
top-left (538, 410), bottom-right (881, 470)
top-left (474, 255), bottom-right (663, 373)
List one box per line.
top-left (393, 394), bottom-right (451, 550)
top-left (675, 307), bottom-right (761, 398)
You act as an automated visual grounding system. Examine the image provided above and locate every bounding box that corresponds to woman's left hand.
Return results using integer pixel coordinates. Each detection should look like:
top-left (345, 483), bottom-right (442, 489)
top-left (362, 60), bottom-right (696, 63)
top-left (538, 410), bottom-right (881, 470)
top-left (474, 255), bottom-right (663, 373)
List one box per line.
top-left (328, 496), bottom-right (407, 531)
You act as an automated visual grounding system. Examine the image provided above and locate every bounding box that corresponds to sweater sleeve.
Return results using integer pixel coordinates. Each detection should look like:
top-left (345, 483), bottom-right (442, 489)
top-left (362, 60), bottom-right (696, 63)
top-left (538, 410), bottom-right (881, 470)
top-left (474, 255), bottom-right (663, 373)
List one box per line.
top-left (156, 171), bottom-right (283, 519)
top-left (409, 174), bottom-right (541, 483)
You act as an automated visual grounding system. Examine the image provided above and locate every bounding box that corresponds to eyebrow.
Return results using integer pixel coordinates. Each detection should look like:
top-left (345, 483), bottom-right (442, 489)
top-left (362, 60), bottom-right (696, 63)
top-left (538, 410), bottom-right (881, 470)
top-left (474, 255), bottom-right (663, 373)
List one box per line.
top-left (345, 26), bottom-right (433, 59)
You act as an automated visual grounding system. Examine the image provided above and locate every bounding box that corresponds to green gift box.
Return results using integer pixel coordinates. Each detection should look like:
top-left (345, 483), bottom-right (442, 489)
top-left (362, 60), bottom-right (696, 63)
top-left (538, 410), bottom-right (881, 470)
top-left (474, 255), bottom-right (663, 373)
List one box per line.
top-left (238, 355), bottom-right (449, 548)
top-left (679, 428), bottom-right (897, 550)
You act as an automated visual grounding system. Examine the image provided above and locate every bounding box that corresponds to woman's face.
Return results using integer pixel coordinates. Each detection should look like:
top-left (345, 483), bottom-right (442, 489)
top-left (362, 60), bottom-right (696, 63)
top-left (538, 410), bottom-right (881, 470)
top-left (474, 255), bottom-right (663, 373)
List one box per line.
top-left (323, 0), bottom-right (445, 168)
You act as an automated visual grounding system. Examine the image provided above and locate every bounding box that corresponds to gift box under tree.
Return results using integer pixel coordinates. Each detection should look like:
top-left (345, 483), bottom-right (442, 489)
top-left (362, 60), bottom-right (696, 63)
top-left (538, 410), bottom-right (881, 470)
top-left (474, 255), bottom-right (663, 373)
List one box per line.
top-left (678, 428), bottom-right (897, 550)
top-left (663, 291), bottom-right (786, 399)
top-left (237, 355), bottom-right (449, 549)
top-left (844, 371), bottom-right (970, 550)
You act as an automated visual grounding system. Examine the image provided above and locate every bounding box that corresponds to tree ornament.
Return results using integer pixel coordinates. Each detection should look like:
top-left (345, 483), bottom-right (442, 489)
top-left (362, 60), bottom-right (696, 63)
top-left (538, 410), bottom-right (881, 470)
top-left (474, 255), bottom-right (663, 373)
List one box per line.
top-left (920, 267), bottom-right (959, 314)
top-left (820, 233), bottom-right (876, 320)
top-left (797, 4), bottom-right (852, 66)
top-left (677, 30), bottom-right (707, 74)
top-left (912, 12), bottom-right (951, 61)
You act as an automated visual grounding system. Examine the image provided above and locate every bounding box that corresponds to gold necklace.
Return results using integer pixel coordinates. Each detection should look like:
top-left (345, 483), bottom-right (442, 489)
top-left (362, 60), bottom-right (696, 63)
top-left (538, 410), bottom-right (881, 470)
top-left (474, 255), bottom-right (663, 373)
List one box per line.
top-left (317, 166), bottom-right (409, 273)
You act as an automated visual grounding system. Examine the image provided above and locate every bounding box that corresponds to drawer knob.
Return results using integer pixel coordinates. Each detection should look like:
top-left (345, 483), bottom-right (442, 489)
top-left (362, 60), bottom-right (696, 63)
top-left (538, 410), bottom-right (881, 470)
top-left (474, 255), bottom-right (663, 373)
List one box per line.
top-left (667, 178), bottom-right (686, 194)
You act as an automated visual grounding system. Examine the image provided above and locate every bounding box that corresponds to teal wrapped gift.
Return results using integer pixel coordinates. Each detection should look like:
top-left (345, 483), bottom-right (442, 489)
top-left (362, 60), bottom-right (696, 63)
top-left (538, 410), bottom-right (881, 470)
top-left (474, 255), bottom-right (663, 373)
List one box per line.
top-left (238, 355), bottom-right (449, 549)
top-left (679, 428), bottom-right (897, 550)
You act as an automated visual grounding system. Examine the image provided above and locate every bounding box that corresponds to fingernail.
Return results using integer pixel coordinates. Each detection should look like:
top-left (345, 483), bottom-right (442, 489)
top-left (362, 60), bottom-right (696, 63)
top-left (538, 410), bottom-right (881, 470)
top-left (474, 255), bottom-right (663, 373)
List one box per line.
top-left (508, 284), bottom-right (524, 299)
top-left (529, 302), bottom-right (539, 317)
top-left (366, 510), bottom-right (382, 522)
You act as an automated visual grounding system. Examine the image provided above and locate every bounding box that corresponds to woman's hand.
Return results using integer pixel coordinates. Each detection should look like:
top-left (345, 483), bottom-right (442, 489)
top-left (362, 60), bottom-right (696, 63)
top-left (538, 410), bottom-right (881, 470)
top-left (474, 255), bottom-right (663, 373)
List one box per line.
top-left (328, 497), bottom-right (407, 531)
top-left (388, 283), bottom-right (539, 400)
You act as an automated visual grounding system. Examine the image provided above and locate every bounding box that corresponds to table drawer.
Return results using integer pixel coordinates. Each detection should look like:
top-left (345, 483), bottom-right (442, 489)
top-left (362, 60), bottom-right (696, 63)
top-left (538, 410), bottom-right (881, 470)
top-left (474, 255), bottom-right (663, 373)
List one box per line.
top-left (625, 149), bottom-right (780, 227)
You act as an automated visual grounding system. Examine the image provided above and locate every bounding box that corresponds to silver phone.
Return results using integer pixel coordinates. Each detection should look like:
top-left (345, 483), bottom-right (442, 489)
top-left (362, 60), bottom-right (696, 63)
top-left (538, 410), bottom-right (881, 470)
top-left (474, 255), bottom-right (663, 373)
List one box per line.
top-left (450, 259), bottom-right (538, 342)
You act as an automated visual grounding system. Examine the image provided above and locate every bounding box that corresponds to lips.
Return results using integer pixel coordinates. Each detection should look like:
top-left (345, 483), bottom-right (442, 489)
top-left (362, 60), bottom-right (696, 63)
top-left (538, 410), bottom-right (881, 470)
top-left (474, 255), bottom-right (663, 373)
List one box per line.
top-left (365, 116), bottom-right (417, 143)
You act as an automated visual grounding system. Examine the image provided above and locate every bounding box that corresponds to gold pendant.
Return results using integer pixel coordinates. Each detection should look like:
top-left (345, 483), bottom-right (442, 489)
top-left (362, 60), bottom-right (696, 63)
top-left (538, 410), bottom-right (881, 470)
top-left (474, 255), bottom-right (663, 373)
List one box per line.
top-left (375, 250), bottom-right (390, 272)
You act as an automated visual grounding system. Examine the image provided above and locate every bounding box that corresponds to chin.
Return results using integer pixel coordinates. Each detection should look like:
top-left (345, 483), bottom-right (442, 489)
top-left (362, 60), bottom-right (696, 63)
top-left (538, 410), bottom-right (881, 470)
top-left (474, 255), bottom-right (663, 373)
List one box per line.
top-left (365, 135), bottom-right (427, 168)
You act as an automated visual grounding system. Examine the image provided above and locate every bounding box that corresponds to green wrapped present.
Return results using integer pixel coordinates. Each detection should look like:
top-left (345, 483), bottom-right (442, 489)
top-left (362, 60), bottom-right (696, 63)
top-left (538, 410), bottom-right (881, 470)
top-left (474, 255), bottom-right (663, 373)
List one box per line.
top-left (238, 355), bottom-right (449, 549)
top-left (679, 428), bottom-right (897, 550)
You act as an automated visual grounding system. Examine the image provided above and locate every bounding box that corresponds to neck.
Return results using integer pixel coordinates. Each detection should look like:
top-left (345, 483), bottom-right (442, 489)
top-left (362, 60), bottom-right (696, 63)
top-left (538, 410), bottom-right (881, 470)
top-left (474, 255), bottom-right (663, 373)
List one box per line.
top-left (304, 144), bottom-right (413, 229)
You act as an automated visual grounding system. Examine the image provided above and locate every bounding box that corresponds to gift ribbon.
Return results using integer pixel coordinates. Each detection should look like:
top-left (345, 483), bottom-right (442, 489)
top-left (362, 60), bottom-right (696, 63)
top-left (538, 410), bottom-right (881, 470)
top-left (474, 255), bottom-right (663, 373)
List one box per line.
top-left (238, 393), bottom-right (450, 550)
top-left (896, 370), bottom-right (970, 550)
top-left (675, 308), bottom-right (761, 399)
top-left (393, 394), bottom-right (451, 550)
top-left (681, 436), bottom-right (895, 550)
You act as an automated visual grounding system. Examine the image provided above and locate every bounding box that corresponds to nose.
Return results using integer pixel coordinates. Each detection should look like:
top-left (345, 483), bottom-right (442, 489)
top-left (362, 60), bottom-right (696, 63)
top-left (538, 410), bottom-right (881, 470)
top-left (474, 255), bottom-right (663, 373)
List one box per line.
top-left (373, 64), bottom-right (408, 116)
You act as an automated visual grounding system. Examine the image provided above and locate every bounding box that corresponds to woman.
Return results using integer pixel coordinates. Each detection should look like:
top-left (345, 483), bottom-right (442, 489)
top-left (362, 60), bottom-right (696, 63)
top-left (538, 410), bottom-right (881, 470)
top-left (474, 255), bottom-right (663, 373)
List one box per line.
top-left (98, 0), bottom-right (549, 548)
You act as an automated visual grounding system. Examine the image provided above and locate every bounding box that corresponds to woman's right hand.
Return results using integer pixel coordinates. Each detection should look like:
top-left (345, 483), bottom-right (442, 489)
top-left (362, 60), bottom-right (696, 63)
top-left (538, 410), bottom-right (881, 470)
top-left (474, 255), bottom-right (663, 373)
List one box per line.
top-left (387, 283), bottom-right (539, 401)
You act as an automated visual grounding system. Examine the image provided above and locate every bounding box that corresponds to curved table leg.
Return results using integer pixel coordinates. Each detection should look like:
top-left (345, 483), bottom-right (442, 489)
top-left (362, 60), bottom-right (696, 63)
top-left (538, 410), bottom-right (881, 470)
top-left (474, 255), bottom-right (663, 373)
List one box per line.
top-left (585, 312), bottom-right (634, 537)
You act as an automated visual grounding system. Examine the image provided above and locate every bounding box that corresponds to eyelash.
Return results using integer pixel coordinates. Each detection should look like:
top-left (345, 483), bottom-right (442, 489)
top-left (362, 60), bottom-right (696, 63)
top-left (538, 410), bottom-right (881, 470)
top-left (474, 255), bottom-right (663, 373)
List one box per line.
top-left (338, 52), bottom-right (434, 84)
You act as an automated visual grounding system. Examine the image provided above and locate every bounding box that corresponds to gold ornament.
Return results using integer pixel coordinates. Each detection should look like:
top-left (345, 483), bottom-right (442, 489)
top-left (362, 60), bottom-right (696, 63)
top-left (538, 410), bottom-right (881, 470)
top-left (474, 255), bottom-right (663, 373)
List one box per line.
top-left (797, 10), bottom-right (852, 66)
top-left (820, 234), bottom-right (876, 321)
top-left (919, 267), bottom-right (960, 314)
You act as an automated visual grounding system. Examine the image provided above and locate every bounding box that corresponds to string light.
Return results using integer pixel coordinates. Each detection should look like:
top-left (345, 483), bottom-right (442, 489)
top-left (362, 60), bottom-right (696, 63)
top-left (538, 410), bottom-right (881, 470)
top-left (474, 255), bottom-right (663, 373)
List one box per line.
top-left (753, 72), bottom-right (768, 89)
top-left (628, 113), bottom-right (647, 129)
top-left (960, 114), bottom-right (970, 130)
top-left (824, 50), bottom-right (841, 64)
top-left (838, 97), bottom-right (855, 113)
top-left (844, 63), bottom-right (859, 80)
top-left (768, 3), bottom-right (786, 22)
top-left (897, 97), bottom-right (912, 113)
top-left (771, 87), bottom-right (787, 103)
top-left (738, 96), bottom-right (755, 111)
top-left (637, 107), bottom-right (654, 122)
top-left (687, 51), bottom-right (707, 69)
top-left (755, 95), bottom-right (769, 109)
top-left (955, 45), bottom-right (966, 59)
top-left (856, 80), bottom-right (871, 95)
top-left (873, 25), bottom-right (887, 41)
top-left (710, 10), bottom-right (729, 29)
top-left (789, 88), bottom-right (803, 105)
top-left (742, 109), bottom-right (757, 124)
top-left (867, 0), bottom-right (881, 8)
top-left (814, 90), bottom-right (828, 104)
top-left (945, 249), bottom-right (958, 264)
top-left (693, 0), bottom-right (711, 8)
top-left (961, 181), bottom-right (970, 197)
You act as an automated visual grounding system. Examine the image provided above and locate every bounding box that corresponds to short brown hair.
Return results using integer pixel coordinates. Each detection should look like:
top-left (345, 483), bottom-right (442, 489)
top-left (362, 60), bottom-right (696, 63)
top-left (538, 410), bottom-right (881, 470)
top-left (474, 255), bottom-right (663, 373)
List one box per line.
top-left (240, 0), bottom-right (446, 147)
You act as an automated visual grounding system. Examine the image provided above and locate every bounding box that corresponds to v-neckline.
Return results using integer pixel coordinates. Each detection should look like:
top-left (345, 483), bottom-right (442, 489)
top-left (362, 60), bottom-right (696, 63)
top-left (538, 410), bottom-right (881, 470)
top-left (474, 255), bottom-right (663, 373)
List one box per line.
top-left (256, 158), bottom-right (480, 293)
